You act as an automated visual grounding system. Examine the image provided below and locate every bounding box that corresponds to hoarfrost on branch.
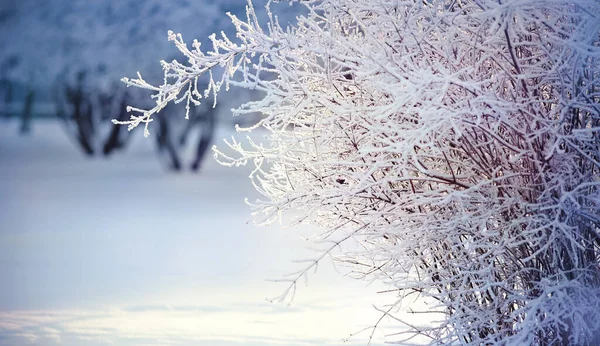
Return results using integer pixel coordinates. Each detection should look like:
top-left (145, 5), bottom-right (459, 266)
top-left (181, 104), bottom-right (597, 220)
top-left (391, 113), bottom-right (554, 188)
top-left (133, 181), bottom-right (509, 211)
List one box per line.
top-left (120, 0), bottom-right (600, 344)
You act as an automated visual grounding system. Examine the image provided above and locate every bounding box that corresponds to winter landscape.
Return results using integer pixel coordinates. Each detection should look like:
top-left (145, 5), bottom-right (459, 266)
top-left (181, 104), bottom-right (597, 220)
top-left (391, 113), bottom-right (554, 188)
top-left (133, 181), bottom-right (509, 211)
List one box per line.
top-left (2, 0), bottom-right (600, 345)
top-left (0, 1), bottom-right (409, 345)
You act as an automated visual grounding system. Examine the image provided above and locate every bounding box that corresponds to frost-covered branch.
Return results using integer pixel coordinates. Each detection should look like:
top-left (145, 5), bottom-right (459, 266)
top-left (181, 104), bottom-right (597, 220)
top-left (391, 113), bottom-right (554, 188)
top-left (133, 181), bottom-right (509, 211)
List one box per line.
top-left (121, 0), bottom-right (600, 344)
top-left (115, 2), bottom-right (281, 137)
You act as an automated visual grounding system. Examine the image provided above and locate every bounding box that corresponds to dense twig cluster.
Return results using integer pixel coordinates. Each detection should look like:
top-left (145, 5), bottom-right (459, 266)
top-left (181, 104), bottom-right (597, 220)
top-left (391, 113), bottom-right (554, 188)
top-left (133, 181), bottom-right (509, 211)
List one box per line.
top-left (121, 0), bottom-right (600, 344)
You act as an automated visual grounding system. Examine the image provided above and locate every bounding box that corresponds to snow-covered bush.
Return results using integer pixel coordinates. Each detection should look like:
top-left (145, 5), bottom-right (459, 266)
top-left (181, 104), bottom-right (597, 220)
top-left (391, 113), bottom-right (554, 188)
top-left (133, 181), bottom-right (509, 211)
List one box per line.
top-left (121, 0), bottom-right (600, 344)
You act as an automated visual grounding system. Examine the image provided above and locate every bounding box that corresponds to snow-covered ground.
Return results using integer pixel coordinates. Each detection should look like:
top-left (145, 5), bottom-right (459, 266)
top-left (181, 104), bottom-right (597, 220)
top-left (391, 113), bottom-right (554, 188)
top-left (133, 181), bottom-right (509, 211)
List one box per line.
top-left (0, 120), bottom-right (415, 346)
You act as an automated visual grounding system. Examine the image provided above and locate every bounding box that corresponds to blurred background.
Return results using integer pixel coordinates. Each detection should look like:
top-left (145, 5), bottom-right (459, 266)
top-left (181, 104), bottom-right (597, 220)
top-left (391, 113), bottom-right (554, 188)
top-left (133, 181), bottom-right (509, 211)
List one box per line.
top-left (0, 1), bottom-right (402, 345)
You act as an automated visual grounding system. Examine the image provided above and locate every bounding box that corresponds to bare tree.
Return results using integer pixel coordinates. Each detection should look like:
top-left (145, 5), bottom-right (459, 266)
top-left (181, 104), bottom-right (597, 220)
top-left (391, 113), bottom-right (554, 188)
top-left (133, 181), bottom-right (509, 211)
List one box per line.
top-left (55, 71), bottom-right (97, 155)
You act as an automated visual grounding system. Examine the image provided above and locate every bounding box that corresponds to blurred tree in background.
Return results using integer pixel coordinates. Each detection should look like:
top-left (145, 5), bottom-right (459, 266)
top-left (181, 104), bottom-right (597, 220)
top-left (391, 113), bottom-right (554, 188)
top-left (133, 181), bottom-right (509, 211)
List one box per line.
top-left (0, 0), bottom-right (299, 170)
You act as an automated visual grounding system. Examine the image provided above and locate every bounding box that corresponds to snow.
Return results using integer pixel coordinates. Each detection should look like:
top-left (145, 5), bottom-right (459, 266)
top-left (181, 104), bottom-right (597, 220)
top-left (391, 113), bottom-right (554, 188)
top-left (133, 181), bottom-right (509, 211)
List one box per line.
top-left (0, 119), bottom-right (414, 346)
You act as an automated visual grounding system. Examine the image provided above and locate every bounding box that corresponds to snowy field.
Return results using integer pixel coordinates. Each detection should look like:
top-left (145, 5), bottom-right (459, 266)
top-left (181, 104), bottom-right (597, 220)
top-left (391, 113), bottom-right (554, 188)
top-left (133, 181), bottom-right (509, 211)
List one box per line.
top-left (0, 120), bottom-right (418, 346)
